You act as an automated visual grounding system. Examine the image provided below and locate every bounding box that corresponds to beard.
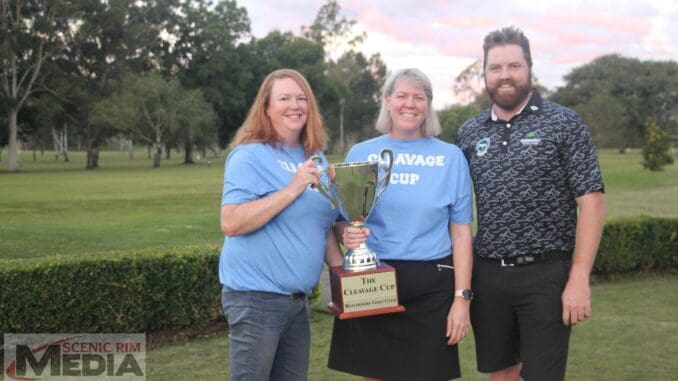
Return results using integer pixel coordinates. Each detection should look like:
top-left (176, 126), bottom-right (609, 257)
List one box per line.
top-left (486, 76), bottom-right (532, 112)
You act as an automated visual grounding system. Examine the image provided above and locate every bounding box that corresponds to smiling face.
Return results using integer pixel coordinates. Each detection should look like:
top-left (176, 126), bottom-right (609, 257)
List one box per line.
top-left (386, 79), bottom-right (428, 140)
top-left (266, 77), bottom-right (308, 145)
top-left (484, 43), bottom-right (532, 115)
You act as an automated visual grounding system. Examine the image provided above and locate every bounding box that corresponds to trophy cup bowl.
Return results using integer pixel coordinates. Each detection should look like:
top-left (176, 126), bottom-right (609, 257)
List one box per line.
top-left (312, 149), bottom-right (393, 271)
top-left (312, 149), bottom-right (405, 319)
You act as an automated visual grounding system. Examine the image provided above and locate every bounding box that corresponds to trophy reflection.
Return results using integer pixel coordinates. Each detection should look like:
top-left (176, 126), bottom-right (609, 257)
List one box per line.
top-left (312, 149), bottom-right (405, 319)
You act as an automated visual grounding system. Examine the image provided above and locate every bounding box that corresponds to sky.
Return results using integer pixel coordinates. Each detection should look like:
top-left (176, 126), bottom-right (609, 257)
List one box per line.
top-left (237, 0), bottom-right (678, 108)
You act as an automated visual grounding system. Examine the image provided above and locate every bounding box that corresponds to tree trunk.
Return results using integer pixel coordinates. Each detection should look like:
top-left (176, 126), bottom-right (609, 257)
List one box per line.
top-left (184, 135), bottom-right (195, 164)
top-left (63, 125), bottom-right (69, 162)
top-left (165, 145), bottom-right (171, 160)
top-left (153, 140), bottom-right (162, 167)
top-left (128, 135), bottom-right (134, 160)
top-left (8, 108), bottom-right (20, 171)
top-left (86, 124), bottom-right (99, 169)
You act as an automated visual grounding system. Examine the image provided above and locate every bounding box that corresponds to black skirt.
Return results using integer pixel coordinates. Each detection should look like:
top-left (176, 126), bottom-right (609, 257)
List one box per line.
top-left (327, 256), bottom-right (461, 381)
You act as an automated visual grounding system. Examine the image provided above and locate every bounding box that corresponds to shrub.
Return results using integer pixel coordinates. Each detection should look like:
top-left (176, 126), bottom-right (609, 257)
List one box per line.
top-left (641, 120), bottom-right (674, 171)
top-left (0, 245), bottom-right (323, 340)
top-left (0, 246), bottom-right (223, 336)
top-left (595, 217), bottom-right (677, 274)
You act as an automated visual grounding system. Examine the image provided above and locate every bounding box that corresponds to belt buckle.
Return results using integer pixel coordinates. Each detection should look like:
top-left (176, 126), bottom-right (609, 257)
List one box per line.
top-left (500, 258), bottom-right (514, 267)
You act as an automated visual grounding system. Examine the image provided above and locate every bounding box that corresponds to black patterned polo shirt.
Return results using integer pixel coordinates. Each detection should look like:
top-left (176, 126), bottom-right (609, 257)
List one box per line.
top-left (456, 91), bottom-right (605, 259)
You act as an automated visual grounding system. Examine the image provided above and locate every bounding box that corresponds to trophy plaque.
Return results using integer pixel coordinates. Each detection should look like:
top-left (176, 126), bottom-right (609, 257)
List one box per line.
top-left (312, 149), bottom-right (405, 319)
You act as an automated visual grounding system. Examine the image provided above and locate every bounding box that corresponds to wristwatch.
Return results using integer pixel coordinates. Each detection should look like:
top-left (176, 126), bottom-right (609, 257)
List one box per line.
top-left (454, 288), bottom-right (474, 301)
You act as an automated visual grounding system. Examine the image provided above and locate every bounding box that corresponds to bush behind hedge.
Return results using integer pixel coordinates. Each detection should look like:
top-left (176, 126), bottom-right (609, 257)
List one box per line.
top-left (1, 217), bottom-right (674, 339)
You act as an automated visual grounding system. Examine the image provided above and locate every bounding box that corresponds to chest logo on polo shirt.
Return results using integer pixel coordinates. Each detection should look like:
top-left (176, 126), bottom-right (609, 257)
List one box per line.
top-left (520, 131), bottom-right (541, 146)
top-left (475, 137), bottom-right (490, 156)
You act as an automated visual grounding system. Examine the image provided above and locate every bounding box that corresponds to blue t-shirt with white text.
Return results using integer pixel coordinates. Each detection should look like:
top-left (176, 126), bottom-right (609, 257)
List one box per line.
top-left (219, 143), bottom-right (339, 295)
top-left (345, 135), bottom-right (473, 261)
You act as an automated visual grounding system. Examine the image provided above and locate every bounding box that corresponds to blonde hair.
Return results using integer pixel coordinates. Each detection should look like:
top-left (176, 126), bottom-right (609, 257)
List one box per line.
top-left (230, 68), bottom-right (326, 156)
top-left (375, 68), bottom-right (441, 137)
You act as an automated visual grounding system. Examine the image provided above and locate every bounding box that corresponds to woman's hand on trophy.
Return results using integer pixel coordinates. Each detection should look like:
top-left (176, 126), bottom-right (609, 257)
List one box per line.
top-left (287, 160), bottom-right (320, 197)
top-left (342, 226), bottom-right (370, 249)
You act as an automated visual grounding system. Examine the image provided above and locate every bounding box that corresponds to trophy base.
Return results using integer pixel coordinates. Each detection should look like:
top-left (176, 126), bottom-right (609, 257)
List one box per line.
top-left (328, 263), bottom-right (405, 320)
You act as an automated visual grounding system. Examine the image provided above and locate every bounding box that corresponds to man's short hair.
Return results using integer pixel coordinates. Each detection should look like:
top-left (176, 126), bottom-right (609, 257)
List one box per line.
top-left (483, 26), bottom-right (532, 69)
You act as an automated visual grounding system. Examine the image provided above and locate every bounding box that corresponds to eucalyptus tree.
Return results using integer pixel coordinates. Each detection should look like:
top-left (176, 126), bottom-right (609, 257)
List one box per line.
top-left (48, 0), bottom-right (181, 168)
top-left (1, 0), bottom-right (74, 171)
top-left (92, 72), bottom-right (215, 168)
top-left (302, 0), bottom-right (386, 153)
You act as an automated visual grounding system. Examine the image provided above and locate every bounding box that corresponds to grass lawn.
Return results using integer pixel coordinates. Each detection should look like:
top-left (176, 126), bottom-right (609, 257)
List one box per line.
top-left (146, 274), bottom-right (677, 380)
top-left (1, 148), bottom-right (676, 379)
top-left (1, 148), bottom-right (676, 261)
top-left (1, 150), bottom-right (225, 259)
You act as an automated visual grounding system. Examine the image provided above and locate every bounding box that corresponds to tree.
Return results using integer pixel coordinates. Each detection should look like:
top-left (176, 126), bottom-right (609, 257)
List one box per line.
top-left (47, 0), bottom-right (182, 169)
top-left (302, 0), bottom-right (365, 53)
top-left (550, 55), bottom-right (678, 151)
top-left (302, 0), bottom-right (385, 153)
top-left (452, 60), bottom-right (484, 106)
top-left (326, 51), bottom-right (386, 152)
top-left (92, 73), bottom-right (216, 168)
top-left (1, 0), bottom-right (73, 171)
top-left (574, 93), bottom-right (628, 149)
top-left (437, 105), bottom-right (480, 143)
top-left (642, 119), bottom-right (674, 171)
top-left (168, 0), bottom-right (251, 149)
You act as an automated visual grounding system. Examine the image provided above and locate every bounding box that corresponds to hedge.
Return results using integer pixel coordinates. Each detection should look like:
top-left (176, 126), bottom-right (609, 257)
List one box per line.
top-left (1, 217), bottom-right (674, 338)
top-left (0, 245), bottom-right (223, 337)
top-left (594, 217), bottom-right (677, 274)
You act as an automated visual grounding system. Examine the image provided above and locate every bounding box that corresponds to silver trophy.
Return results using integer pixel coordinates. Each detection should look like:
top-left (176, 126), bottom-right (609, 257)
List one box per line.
top-left (312, 149), bottom-right (394, 271)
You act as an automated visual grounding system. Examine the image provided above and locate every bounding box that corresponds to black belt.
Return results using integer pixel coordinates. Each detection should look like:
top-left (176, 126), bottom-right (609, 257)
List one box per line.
top-left (479, 251), bottom-right (572, 267)
top-left (289, 292), bottom-right (306, 300)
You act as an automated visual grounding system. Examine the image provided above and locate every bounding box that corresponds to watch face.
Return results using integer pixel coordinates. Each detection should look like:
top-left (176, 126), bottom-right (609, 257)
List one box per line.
top-left (462, 289), bottom-right (473, 300)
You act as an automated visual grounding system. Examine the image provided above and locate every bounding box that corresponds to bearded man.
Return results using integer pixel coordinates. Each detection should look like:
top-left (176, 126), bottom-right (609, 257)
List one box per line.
top-left (456, 26), bottom-right (606, 381)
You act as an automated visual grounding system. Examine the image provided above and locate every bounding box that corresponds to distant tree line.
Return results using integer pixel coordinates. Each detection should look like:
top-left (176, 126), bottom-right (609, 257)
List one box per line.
top-left (438, 55), bottom-right (678, 162)
top-left (1, 0), bottom-right (386, 170)
top-left (2, 0), bottom-right (676, 172)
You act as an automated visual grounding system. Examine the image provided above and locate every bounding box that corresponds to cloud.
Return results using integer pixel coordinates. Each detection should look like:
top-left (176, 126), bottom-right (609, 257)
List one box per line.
top-left (238, 0), bottom-right (678, 106)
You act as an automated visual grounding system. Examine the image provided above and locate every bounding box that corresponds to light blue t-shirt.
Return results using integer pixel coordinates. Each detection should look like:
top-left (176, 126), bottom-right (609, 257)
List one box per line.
top-left (219, 142), bottom-right (339, 295)
top-left (345, 135), bottom-right (473, 261)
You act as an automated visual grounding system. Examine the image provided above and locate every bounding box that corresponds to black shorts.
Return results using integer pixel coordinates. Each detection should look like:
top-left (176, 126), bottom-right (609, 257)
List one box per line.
top-left (471, 255), bottom-right (572, 381)
top-left (328, 255), bottom-right (461, 381)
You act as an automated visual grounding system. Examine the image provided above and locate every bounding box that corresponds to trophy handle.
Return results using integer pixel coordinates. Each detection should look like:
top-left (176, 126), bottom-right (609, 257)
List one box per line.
top-left (310, 155), bottom-right (339, 209)
top-left (375, 149), bottom-right (394, 202)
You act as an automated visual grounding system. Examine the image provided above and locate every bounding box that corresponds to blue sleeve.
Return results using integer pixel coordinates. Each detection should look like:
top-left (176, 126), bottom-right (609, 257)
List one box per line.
top-left (222, 147), bottom-right (268, 205)
top-left (449, 148), bottom-right (474, 224)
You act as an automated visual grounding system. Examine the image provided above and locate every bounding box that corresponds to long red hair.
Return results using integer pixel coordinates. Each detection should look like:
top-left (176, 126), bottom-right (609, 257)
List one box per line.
top-left (230, 69), bottom-right (326, 157)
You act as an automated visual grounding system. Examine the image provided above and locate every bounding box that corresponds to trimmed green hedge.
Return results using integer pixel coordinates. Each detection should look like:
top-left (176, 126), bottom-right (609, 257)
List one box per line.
top-left (0, 246), bottom-right (223, 336)
top-left (0, 245), bottom-right (322, 338)
top-left (1, 217), bottom-right (673, 338)
top-left (595, 217), bottom-right (677, 274)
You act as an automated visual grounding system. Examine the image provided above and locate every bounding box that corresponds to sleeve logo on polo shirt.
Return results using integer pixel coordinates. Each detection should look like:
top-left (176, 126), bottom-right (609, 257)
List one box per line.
top-left (475, 137), bottom-right (490, 156)
top-left (520, 131), bottom-right (541, 146)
